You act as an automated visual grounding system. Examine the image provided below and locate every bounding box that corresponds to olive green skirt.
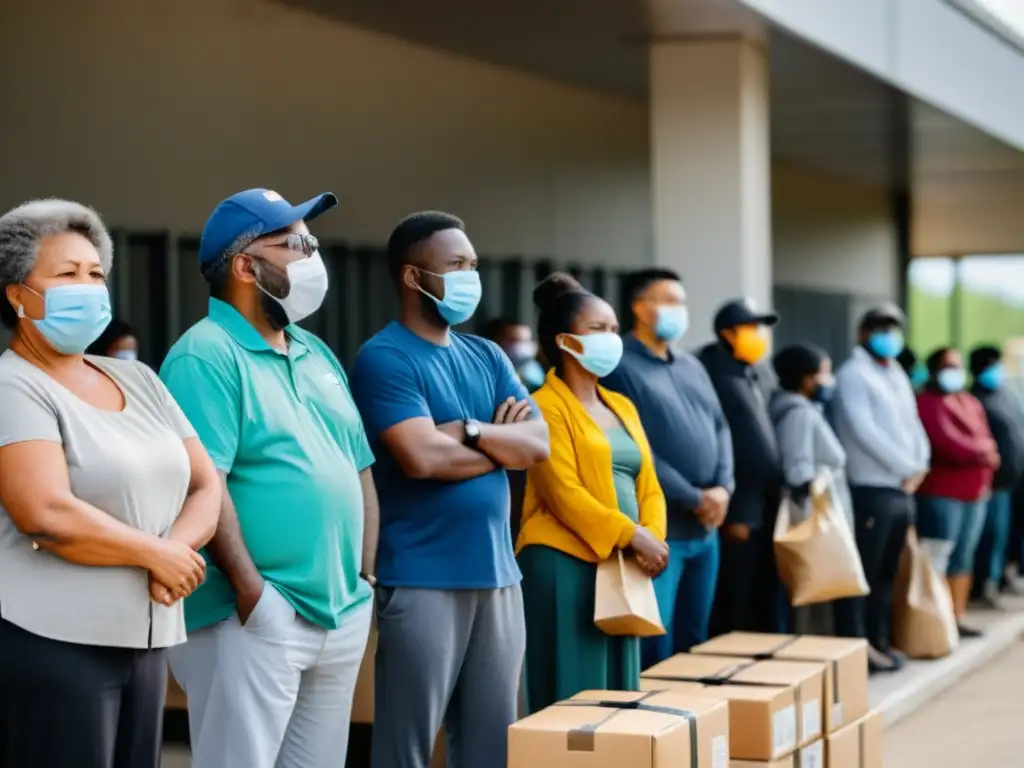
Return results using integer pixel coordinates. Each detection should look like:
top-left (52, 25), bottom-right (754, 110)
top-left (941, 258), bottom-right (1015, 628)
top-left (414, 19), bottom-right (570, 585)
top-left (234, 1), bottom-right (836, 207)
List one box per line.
top-left (519, 545), bottom-right (641, 714)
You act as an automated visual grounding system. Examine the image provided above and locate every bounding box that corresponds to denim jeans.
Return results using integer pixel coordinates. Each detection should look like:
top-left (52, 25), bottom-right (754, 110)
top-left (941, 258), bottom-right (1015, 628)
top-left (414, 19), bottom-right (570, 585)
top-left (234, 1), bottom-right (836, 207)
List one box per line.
top-left (916, 495), bottom-right (988, 576)
top-left (973, 489), bottom-right (1014, 584)
top-left (642, 533), bottom-right (719, 668)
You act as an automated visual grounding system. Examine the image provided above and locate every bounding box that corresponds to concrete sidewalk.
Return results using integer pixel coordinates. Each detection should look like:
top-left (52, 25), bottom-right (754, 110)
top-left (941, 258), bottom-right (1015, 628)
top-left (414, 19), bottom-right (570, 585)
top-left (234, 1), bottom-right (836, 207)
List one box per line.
top-left (871, 593), bottom-right (1024, 727)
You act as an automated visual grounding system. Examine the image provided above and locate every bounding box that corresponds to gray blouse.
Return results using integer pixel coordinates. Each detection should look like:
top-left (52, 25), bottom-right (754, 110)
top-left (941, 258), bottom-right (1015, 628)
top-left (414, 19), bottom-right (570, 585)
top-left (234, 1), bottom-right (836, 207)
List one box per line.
top-left (0, 350), bottom-right (196, 649)
top-left (769, 390), bottom-right (854, 530)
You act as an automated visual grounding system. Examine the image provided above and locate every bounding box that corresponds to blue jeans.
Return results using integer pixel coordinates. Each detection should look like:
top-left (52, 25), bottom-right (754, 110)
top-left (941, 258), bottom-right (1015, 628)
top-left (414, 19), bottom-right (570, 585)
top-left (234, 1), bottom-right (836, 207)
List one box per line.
top-left (916, 495), bottom-right (988, 576)
top-left (974, 490), bottom-right (1014, 584)
top-left (642, 533), bottom-right (719, 669)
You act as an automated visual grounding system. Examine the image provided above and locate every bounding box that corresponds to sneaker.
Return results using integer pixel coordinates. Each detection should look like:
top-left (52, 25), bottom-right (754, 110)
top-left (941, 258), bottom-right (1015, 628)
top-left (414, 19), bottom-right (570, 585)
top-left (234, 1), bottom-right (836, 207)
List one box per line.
top-left (999, 577), bottom-right (1023, 596)
top-left (981, 581), bottom-right (1005, 610)
top-left (885, 649), bottom-right (907, 670)
top-left (957, 624), bottom-right (984, 639)
top-left (867, 646), bottom-right (897, 674)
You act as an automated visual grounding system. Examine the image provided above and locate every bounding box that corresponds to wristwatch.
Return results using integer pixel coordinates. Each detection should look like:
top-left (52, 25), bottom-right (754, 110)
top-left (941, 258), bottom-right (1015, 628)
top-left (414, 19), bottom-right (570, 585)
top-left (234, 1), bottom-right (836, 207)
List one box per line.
top-left (360, 572), bottom-right (377, 588)
top-left (463, 419), bottom-right (482, 449)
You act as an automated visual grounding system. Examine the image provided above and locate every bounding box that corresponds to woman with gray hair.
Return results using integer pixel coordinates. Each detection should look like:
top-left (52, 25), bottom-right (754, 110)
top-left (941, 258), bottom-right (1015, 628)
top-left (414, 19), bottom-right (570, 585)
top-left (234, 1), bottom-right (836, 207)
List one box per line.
top-left (0, 199), bottom-right (221, 768)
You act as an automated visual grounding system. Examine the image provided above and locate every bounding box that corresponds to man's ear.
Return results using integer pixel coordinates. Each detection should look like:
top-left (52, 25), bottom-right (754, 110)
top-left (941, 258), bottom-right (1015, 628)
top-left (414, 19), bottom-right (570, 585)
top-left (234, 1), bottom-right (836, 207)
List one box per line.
top-left (232, 253), bottom-right (258, 284)
top-left (402, 264), bottom-right (420, 292)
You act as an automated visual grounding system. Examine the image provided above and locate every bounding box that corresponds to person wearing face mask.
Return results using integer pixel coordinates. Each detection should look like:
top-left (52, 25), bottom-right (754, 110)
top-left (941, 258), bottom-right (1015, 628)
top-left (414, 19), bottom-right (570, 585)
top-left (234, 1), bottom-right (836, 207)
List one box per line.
top-left (350, 212), bottom-right (549, 768)
top-left (86, 317), bottom-right (140, 361)
top-left (832, 305), bottom-right (930, 672)
top-left (770, 344), bottom-right (868, 639)
top-left (601, 269), bottom-right (732, 664)
top-left (516, 272), bottom-right (667, 712)
top-left (0, 200), bottom-right (220, 768)
top-left (159, 189), bottom-right (377, 768)
top-left (697, 298), bottom-right (785, 635)
top-left (487, 317), bottom-right (546, 393)
top-left (916, 347), bottom-right (999, 638)
top-left (969, 346), bottom-right (1024, 608)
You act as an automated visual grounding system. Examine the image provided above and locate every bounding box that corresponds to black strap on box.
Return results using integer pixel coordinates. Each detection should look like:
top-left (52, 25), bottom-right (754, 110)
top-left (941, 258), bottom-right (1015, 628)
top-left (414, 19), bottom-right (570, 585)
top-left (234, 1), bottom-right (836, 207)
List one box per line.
top-left (558, 691), bottom-right (698, 765)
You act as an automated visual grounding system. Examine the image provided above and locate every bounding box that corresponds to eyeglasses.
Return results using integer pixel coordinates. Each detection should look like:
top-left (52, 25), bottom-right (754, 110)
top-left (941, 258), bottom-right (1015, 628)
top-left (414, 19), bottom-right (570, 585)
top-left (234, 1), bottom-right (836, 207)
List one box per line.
top-left (256, 233), bottom-right (320, 257)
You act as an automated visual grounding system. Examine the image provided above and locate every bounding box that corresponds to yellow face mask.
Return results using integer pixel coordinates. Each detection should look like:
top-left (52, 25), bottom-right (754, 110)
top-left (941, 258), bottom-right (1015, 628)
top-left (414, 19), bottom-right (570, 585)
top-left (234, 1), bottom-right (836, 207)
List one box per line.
top-left (730, 324), bottom-right (768, 365)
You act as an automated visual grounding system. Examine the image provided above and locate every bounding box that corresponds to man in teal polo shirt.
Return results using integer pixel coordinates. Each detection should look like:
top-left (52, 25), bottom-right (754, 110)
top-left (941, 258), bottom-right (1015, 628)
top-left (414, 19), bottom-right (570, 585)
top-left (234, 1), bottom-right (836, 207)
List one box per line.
top-left (160, 189), bottom-right (377, 768)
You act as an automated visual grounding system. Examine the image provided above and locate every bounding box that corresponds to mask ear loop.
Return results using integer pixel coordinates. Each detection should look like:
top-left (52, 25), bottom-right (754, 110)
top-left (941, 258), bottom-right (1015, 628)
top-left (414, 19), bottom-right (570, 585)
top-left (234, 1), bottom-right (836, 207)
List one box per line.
top-left (17, 304), bottom-right (25, 318)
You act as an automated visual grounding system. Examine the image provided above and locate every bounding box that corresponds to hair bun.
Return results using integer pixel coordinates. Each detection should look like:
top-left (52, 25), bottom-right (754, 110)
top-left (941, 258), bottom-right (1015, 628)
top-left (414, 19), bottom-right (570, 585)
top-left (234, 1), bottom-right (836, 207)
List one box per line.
top-left (533, 272), bottom-right (584, 312)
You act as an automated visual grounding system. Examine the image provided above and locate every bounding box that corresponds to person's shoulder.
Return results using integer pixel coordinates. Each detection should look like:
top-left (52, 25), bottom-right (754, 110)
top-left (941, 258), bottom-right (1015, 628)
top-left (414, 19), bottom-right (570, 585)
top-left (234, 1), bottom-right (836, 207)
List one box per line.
top-left (452, 331), bottom-right (504, 360)
top-left (162, 318), bottom-right (236, 370)
top-left (600, 387), bottom-right (641, 421)
top-left (353, 323), bottom-right (417, 375)
top-left (0, 351), bottom-right (51, 401)
top-left (835, 354), bottom-right (868, 385)
top-left (0, 350), bottom-right (32, 385)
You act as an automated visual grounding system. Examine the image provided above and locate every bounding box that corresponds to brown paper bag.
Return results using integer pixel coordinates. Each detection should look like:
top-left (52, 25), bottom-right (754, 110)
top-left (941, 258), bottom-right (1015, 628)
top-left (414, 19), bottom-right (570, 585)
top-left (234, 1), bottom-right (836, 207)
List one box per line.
top-left (594, 549), bottom-right (666, 637)
top-left (892, 527), bottom-right (959, 659)
top-left (773, 474), bottom-right (870, 606)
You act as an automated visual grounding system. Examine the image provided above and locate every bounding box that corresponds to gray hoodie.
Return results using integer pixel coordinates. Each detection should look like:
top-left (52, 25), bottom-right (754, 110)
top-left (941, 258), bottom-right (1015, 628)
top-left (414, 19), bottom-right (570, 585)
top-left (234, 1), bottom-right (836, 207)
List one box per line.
top-left (768, 390), bottom-right (854, 530)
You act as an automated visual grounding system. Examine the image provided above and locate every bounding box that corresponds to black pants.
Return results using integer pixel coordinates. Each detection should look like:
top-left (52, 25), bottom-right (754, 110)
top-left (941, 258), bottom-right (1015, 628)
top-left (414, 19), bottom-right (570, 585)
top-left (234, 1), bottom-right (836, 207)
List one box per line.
top-left (710, 524), bottom-right (788, 636)
top-left (839, 486), bottom-right (914, 652)
top-left (0, 619), bottom-right (167, 768)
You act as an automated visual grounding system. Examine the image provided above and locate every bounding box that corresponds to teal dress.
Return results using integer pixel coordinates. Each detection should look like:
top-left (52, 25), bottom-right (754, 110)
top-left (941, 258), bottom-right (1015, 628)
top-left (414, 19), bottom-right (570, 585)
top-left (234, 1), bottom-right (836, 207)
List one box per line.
top-left (519, 426), bottom-right (644, 714)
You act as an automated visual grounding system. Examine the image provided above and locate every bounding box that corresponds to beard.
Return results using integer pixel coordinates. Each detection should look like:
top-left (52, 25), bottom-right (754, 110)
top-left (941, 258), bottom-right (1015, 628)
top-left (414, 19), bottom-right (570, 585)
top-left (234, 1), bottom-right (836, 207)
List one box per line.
top-left (417, 290), bottom-right (448, 328)
top-left (253, 260), bottom-right (292, 330)
top-left (262, 293), bottom-right (291, 330)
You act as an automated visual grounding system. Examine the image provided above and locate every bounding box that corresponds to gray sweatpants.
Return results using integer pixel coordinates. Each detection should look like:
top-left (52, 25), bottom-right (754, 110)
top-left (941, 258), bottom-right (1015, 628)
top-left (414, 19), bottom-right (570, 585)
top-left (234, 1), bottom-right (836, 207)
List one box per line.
top-left (371, 585), bottom-right (525, 768)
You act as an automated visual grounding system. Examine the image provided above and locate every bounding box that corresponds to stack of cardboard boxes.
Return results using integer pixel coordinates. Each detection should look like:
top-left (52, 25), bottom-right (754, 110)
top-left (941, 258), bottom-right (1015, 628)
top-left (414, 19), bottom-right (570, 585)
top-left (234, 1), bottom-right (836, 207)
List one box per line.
top-left (507, 632), bottom-right (883, 768)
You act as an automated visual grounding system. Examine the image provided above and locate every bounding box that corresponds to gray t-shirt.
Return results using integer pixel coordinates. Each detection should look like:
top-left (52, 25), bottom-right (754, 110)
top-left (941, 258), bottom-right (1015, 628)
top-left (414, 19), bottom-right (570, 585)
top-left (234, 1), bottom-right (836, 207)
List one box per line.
top-left (0, 350), bottom-right (196, 649)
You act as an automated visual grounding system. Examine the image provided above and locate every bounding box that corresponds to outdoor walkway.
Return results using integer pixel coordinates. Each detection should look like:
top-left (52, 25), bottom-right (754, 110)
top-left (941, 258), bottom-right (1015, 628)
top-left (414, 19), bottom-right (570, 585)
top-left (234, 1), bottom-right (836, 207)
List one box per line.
top-left (885, 638), bottom-right (1024, 766)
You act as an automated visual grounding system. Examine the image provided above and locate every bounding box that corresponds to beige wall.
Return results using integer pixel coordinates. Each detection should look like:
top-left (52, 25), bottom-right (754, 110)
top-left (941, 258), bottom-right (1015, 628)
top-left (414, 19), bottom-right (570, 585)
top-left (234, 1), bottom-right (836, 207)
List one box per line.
top-left (773, 166), bottom-right (899, 298)
top-left (0, 0), bottom-right (649, 267)
top-left (914, 176), bottom-right (1024, 256)
top-left (0, 0), bottom-right (904, 302)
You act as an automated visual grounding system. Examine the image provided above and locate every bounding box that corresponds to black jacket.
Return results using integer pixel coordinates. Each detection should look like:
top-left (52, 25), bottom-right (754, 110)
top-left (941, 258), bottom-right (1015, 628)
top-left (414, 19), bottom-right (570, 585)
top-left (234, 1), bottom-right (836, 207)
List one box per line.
top-left (971, 385), bottom-right (1024, 490)
top-left (697, 342), bottom-right (782, 528)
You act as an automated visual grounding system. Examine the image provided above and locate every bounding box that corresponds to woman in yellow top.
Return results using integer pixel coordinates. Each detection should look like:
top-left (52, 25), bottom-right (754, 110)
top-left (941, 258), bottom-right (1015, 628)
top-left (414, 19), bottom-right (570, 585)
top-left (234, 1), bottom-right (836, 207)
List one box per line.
top-left (517, 273), bottom-right (669, 713)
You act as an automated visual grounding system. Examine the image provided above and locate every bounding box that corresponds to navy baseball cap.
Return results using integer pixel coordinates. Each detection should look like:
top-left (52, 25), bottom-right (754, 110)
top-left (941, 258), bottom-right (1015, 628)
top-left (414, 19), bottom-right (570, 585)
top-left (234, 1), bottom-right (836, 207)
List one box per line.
top-left (713, 298), bottom-right (779, 333)
top-left (198, 188), bottom-right (338, 270)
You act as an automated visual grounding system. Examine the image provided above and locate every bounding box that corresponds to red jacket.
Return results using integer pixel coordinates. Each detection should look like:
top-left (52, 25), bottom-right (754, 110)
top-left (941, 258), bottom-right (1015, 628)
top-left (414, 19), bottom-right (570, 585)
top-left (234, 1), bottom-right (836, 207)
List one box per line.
top-left (917, 389), bottom-right (996, 502)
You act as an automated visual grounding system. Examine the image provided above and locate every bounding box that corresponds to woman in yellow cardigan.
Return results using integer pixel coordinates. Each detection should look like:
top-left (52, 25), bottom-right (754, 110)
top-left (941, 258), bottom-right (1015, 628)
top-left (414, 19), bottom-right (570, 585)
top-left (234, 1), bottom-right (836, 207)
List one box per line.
top-left (517, 273), bottom-right (669, 713)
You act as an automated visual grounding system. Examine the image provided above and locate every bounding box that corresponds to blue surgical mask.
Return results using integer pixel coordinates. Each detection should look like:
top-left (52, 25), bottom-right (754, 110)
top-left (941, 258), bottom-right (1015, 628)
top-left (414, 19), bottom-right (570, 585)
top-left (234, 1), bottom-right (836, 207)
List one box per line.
top-left (977, 363), bottom-right (1004, 391)
top-left (560, 332), bottom-right (623, 378)
top-left (518, 359), bottom-right (546, 392)
top-left (418, 269), bottom-right (482, 326)
top-left (19, 284), bottom-right (112, 355)
top-left (936, 367), bottom-right (967, 394)
top-left (655, 306), bottom-right (690, 342)
top-left (910, 363), bottom-right (929, 389)
top-left (866, 330), bottom-right (904, 360)
top-left (112, 350), bottom-right (138, 362)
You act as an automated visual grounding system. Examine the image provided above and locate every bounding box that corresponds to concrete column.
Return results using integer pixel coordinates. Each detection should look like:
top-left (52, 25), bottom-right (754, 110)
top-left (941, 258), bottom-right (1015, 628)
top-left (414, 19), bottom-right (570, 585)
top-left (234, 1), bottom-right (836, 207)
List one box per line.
top-left (650, 38), bottom-right (772, 344)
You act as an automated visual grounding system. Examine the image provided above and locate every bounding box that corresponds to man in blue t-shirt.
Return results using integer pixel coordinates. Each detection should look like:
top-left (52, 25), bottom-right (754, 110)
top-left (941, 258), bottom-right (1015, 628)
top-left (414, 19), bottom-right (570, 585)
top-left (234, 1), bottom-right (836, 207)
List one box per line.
top-left (350, 211), bottom-right (549, 768)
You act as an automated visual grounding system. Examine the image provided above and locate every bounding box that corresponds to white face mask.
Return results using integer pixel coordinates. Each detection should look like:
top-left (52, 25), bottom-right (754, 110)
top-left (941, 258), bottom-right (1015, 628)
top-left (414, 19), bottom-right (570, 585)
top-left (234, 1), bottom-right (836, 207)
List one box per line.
top-left (112, 350), bottom-right (138, 362)
top-left (260, 251), bottom-right (329, 324)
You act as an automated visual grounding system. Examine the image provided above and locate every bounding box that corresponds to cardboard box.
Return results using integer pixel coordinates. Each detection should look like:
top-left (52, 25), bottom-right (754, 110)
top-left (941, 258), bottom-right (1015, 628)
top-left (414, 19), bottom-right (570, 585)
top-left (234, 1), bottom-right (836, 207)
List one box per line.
top-left (692, 633), bottom-right (868, 733)
top-left (825, 711), bottom-right (882, 768)
top-left (730, 738), bottom-right (824, 768)
top-left (508, 689), bottom-right (730, 768)
top-left (641, 654), bottom-right (825, 761)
